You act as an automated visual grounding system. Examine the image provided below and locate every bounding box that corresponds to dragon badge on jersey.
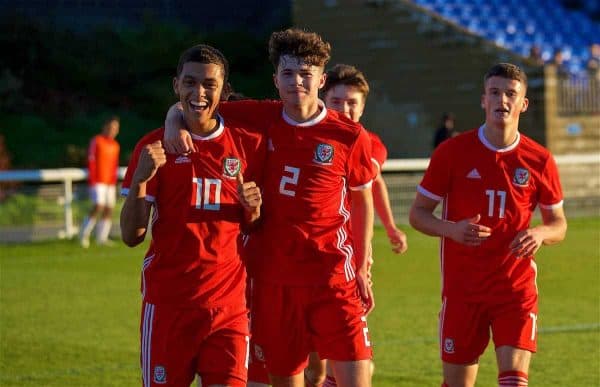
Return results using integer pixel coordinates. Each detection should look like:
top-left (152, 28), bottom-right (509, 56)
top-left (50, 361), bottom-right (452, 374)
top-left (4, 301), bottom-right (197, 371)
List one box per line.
top-left (223, 157), bottom-right (241, 179)
top-left (513, 167), bottom-right (530, 187)
top-left (153, 365), bottom-right (167, 384)
top-left (313, 143), bottom-right (334, 165)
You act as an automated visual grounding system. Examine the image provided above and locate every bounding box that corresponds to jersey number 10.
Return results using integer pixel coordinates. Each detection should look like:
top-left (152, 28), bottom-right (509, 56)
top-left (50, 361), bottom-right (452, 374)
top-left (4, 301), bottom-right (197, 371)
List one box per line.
top-left (192, 178), bottom-right (221, 211)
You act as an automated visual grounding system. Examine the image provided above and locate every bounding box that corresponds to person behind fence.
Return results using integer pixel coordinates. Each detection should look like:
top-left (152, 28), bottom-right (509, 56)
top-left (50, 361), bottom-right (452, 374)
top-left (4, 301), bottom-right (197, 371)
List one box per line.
top-left (79, 116), bottom-right (120, 248)
top-left (409, 62), bottom-right (567, 387)
top-left (433, 112), bottom-right (457, 149)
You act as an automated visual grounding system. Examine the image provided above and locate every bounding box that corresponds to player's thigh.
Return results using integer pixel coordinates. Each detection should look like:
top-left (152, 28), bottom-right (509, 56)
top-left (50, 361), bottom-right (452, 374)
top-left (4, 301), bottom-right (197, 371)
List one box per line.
top-left (329, 359), bottom-right (371, 387)
top-left (439, 297), bottom-right (490, 365)
top-left (442, 361), bottom-right (479, 387)
top-left (197, 306), bottom-right (249, 387)
top-left (140, 302), bottom-right (201, 387)
top-left (491, 295), bottom-right (537, 371)
top-left (91, 183), bottom-right (108, 206)
top-left (251, 281), bottom-right (311, 377)
top-left (310, 281), bottom-right (372, 362)
top-left (105, 184), bottom-right (117, 208)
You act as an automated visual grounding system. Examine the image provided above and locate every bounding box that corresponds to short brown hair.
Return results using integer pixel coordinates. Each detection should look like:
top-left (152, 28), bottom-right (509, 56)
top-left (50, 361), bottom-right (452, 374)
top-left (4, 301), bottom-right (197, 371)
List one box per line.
top-left (323, 64), bottom-right (370, 100)
top-left (177, 44), bottom-right (229, 84)
top-left (268, 28), bottom-right (331, 69)
top-left (484, 63), bottom-right (528, 89)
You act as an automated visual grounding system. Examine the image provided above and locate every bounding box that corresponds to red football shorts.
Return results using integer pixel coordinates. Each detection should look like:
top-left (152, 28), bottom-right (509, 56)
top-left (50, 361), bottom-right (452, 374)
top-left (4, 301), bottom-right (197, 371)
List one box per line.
top-left (250, 279), bottom-right (373, 377)
top-left (439, 295), bottom-right (538, 364)
top-left (140, 302), bottom-right (249, 387)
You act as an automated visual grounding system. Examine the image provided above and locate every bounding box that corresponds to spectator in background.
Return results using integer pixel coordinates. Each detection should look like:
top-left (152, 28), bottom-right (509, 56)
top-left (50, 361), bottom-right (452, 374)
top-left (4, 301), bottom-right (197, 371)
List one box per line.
top-left (528, 45), bottom-right (544, 66)
top-left (549, 48), bottom-right (569, 78)
top-left (586, 43), bottom-right (600, 80)
top-left (79, 116), bottom-right (120, 248)
top-left (433, 112), bottom-right (457, 149)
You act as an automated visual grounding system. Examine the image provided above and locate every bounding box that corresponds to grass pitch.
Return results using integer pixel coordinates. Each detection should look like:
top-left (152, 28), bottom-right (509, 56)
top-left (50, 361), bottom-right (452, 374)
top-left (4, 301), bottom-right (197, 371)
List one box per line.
top-left (1, 218), bottom-right (598, 386)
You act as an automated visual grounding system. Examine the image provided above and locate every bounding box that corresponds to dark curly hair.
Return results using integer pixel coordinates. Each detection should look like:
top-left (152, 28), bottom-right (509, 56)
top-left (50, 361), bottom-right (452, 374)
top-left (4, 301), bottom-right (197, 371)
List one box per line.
top-left (268, 28), bottom-right (331, 69)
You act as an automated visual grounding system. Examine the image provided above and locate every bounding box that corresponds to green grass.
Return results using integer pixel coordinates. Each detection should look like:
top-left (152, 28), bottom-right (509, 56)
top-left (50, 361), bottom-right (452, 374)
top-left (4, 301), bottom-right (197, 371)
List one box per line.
top-left (1, 218), bottom-right (598, 386)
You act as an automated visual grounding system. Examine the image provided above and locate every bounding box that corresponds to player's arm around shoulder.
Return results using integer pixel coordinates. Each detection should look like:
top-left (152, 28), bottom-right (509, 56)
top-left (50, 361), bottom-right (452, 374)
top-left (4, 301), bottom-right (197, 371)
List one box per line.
top-left (120, 140), bottom-right (166, 247)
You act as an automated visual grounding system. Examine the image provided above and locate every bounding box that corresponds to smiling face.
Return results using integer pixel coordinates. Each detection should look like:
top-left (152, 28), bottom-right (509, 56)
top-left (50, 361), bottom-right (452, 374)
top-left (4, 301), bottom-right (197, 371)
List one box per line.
top-left (173, 62), bottom-right (224, 134)
top-left (481, 76), bottom-right (528, 131)
top-left (324, 84), bottom-right (365, 122)
top-left (273, 55), bottom-right (326, 109)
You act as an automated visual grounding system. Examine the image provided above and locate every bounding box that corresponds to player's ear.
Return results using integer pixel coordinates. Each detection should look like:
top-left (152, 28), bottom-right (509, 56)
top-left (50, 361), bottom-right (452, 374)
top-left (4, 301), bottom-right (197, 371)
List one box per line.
top-left (521, 97), bottom-right (529, 113)
top-left (318, 71), bottom-right (327, 90)
top-left (173, 77), bottom-right (180, 96)
top-left (273, 73), bottom-right (279, 89)
top-left (480, 95), bottom-right (485, 109)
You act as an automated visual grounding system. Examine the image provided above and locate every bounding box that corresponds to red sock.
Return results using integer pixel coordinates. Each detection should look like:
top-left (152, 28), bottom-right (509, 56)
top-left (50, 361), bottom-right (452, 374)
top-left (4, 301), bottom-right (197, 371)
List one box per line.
top-left (441, 383), bottom-right (450, 387)
top-left (498, 370), bottom-right (528, 386)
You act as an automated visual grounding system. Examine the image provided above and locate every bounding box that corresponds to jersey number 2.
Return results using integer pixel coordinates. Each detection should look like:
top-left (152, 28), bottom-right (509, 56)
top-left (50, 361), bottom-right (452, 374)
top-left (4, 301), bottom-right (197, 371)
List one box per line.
top-left (279, 166), bottom-right (300, 197)
top-left (192, 178), bottom-right (221, 210)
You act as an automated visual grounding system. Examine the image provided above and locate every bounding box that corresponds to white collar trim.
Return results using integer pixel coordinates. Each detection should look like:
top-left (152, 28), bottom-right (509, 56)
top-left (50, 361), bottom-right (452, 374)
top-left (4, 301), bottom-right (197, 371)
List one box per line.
top-left (478, 124), bottom-right (520, 152)
top-left (190, 114), bottom-right (225, 141)
top-left (282, 99), bottom-right (327, 127)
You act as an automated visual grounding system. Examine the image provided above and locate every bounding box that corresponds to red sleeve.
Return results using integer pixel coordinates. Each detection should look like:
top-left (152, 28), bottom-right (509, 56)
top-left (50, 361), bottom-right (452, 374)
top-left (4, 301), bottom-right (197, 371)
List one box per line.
top-left (368, 131), bottom-right (388, 172)
top-left (537, 154), bottom-right (564, 209)
top-left (219, 100), bottom-right (280, 132)
top-left (87, 136), bottom-right (98, 186)
top-left (417, 140), bottom-right (452, 201)
top-left (347, 127), bottom-right (377, 190)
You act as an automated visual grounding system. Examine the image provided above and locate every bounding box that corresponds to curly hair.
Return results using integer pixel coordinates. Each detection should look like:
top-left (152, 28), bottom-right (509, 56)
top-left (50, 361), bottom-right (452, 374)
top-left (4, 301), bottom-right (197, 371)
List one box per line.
top-left (484, 63), bottom-right (528, 89)
top-left (323, 64), bottom-right (370, 99)
top-left (268, 28), bottom-right (331, 69)
top-left (176, 44), bottom-right (229, 84)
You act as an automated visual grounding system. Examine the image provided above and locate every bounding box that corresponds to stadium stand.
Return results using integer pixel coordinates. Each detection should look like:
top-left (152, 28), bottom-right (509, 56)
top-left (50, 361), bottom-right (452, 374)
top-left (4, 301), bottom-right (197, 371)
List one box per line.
top-left (412, 0), bottom-right (600, 74)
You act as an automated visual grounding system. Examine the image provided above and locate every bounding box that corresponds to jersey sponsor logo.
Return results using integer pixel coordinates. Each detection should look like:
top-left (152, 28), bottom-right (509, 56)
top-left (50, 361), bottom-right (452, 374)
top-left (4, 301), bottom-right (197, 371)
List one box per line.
top-left (313, 143), bottom-right (334, 165)
top-left (513, 167), bottom-right (530, 187)
top-left (175, 155), bottom-right (191, 164)
top-left (443, 337), bottom-right (455, 354)
top-left (466, 168), bottom-right (481, 179)
top-left (223, 157), bottom-right (241, 178)
top-left (153, 365), bottom-right (167, 384)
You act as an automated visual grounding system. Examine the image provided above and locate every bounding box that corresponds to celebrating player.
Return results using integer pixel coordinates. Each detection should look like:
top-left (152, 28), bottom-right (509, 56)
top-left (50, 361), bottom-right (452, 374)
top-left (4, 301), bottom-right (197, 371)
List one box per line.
top-left (165, 28), bottom-right (376, 387)
top-left (120, 44), bottom-right (266, 387)
top-left (409, 63), bottom-right (567, 387)
top-left (302, 63), bottom-right (409, 387)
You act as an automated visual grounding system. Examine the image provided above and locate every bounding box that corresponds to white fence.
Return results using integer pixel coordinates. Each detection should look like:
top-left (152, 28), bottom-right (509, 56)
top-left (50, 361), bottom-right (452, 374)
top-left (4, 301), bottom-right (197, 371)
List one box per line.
top-left (0, 154), bottom-right (598, 242)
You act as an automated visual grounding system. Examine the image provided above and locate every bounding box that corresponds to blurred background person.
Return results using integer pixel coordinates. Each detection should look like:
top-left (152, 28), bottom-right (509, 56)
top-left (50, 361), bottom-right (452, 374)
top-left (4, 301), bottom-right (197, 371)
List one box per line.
top-left (79, 116), bottom-right (120, 248)
top-left (433, 112), bottom-right (457, 149)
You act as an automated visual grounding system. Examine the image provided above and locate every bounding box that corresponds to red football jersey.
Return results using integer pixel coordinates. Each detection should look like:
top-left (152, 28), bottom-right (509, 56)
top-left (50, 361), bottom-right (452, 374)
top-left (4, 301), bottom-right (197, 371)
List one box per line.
top-left (122, 118), bottom-right (266, 307)
top-left (88, 134), bottom-right (119, 185)
top-left (220, 100), bottom-right (376, 286)
top-left (368, 131), bottom-right (388, 172)
top-left (418, 125), bottom-right (563, 302)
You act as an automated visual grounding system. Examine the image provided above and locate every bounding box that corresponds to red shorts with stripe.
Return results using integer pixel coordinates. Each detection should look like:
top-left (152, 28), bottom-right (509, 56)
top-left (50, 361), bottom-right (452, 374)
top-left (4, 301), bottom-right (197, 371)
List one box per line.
top-left (250, 279), bottom-right (372, 377)
top-left (439, 295), bottom-right (538, 364)
top-left (140, 302), bottom-right (249, 387)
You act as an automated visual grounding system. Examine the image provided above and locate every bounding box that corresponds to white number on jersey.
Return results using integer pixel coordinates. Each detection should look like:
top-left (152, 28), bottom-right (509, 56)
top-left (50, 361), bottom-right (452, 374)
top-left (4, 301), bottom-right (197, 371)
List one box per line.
top-left (279, 166), bottom-right (300, 197)
top-left (192, 178), bottom-right (222, 211)
top-left (485, 189), bottom-right (506, 218)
